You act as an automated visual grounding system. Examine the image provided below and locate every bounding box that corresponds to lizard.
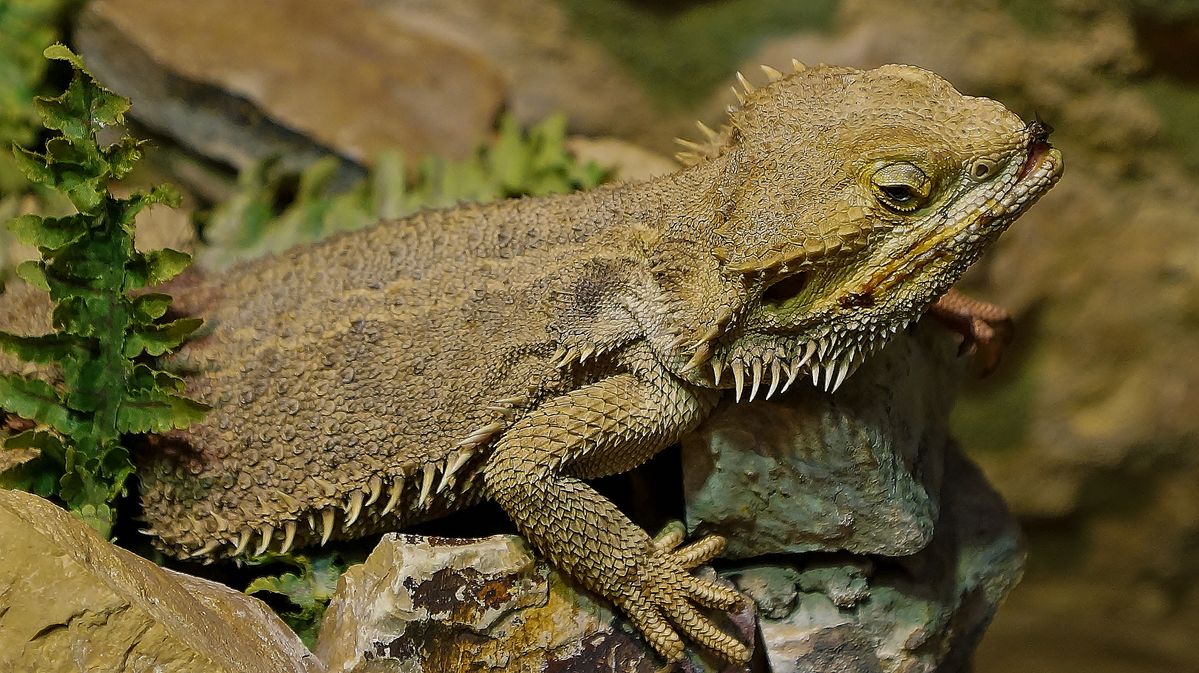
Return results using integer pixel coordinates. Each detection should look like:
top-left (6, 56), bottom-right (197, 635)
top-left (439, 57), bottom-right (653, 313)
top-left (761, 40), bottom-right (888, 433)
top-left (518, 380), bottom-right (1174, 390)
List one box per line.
top-left (0, 62), bottom-right (1062, 664)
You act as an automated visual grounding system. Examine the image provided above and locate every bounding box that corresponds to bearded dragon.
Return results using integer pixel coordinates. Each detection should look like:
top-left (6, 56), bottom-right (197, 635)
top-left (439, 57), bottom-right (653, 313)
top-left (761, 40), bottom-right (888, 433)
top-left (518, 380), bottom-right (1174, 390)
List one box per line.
top-left (1, 62), bottom-right (1062, 664)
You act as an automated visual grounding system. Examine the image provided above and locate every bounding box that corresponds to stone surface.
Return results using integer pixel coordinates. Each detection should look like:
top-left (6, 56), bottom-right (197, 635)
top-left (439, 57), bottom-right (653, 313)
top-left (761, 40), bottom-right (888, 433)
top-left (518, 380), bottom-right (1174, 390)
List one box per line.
top-left (0, 488), bottom-right (321, 673)
top-left (314, 533), bottom-right (756, 673)
top-left (75, 0), bottom-right (505, 174)
top-left (564, 136), bottom-right (678, 183)
top-left (681, 325), bottom-right (962, 558)
top-left (732, 448), bottom-right (1024, 673)
top-left (368, 0), bottom-right (671, 149)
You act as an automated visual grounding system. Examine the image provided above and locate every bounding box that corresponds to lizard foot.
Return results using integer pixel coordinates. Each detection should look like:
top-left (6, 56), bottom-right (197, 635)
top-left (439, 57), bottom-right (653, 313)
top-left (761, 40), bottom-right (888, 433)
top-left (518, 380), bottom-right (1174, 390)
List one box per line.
top-left (929, 288), bottom-right (1013, 375)
top-left (616, 522), bottom-right (750, 665)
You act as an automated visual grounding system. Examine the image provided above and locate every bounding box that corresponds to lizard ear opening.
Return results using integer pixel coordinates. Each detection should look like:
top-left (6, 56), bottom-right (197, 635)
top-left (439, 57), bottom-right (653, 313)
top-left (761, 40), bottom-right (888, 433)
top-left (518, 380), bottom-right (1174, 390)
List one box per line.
top-left (762, 272), bottom-right (811, 307)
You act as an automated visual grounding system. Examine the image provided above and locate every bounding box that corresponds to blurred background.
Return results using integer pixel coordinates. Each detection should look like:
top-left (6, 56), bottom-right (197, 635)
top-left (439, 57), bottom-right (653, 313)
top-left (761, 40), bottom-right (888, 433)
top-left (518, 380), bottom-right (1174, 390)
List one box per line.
top-left (1, 0), bottom-right (1196, 671)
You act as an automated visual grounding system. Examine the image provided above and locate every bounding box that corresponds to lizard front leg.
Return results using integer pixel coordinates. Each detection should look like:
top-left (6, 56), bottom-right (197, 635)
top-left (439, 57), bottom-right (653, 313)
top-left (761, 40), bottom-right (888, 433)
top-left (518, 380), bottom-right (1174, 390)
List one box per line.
top-left (483, 371), bottom-right (750, 664)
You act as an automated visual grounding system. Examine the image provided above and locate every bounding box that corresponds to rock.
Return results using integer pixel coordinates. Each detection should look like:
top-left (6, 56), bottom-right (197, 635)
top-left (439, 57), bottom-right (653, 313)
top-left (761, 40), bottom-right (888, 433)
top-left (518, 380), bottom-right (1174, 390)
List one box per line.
top-left (314, 533), bottom-right (756, 673)
top-left (733, 448), bottom-right (1024, 673)
top-left (75, 0), bottom-right (505, 175)
top-left (368, 0), bottom-right (671, 150)
top-left (681, 325), bottom-right (963, 558)
top-left (564, 137), bottom-right (678, 183)
top-left (0, 488), bottom-right (321, 673)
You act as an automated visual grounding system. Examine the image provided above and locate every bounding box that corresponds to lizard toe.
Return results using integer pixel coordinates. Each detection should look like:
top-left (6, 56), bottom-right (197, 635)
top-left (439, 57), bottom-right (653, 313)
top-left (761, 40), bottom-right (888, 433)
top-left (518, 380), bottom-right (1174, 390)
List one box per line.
top-left (672, 533), bottom-right (726, 569)
top-left (619, 597), bottom-right (686, 663)
top-left (652, 520), bottom-right (687, 552)
top-left (683, 574), bottom-right (745, 612)
top-left (669, 600), bottom-right (752, 663)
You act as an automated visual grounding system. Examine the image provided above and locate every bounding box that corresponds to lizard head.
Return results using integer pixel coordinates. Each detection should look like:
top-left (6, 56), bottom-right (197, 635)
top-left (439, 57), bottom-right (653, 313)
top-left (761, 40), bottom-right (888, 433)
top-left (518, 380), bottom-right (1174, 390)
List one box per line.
top-left (657, 63), bottom-right (1062, 397)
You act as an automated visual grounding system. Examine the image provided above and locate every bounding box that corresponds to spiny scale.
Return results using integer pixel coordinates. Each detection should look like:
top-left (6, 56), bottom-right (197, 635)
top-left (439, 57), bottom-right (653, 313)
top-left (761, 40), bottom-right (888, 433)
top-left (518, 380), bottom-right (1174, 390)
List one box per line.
top-left (712, 327), bottom-right (890, 401)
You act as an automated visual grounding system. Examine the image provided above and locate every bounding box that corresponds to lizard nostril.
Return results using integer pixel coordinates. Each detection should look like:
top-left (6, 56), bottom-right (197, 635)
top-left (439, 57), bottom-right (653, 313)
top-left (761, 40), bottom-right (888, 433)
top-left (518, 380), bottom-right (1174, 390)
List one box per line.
top-left (1028, 115), bottom-right (1054, 144)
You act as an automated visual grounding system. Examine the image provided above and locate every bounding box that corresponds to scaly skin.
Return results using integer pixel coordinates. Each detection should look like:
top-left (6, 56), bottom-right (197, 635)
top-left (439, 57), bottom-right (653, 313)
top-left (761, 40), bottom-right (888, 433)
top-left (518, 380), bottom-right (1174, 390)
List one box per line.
top-left (0, 63), bottom-right (1063, 664)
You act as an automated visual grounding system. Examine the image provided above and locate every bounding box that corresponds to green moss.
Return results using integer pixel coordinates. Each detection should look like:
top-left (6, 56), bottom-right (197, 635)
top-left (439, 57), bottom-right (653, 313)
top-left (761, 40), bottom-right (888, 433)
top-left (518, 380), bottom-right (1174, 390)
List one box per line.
top-left (557, 0), bottom-right (838, 107)
top-left (997, 0), bottom-right (1063, 34)
top-left (1141, 77), bottom-right (1199, 171)
top-left (951, 347), bottom-right (1040, 455)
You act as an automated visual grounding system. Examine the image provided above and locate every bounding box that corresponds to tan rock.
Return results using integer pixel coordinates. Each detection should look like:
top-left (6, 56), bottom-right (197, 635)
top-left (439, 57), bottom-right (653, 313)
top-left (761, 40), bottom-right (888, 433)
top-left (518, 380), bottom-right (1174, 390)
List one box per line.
top-left (314, 533), bottom-right (755, 672)
top-left (0, 489), bottom-right (321, 673)
top-left (564, 136), bottom-right (678, 183)
top-left (75, 0), bottom-right (506, 172)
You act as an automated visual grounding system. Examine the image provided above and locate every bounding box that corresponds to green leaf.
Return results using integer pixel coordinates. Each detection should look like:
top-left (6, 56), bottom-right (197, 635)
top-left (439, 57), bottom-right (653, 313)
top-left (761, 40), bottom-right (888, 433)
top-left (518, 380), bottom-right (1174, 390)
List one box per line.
top-left (116, 391), bottom-right (209, 433)
top-left (5, 429), bottom-right (67, 464)
top-left (61, 172), bottom-right (107, 214)
top-left (131, 248), bottom-right (193, 288)
top-left (10, 145), bottom-right (53, 186)
top-left (0, 373), bottom-right (77, 436)
top-left (74, 502), bottom-right (116, 538)
top-left (42, 43), bottom-right (85, 71)
top-left (106, 137), bottom-right (144, 181)
top-left (6, 213), bottom-right (86, 250)
top-left (128, 363), bottom-right (185, 393)
top-left (0, 453), bottom-right (61, 498)
top-left (0, 331), bottom-right (79, 363)
top-left (34, 74), bottom-right (91, 145)
top-left (123, 317), bottom-right (203, 357)
top-left (45, 135), bottom-right (93, 167)
top-left (15, 261), bottom-right (50, 291)
top-left (90, 89), bottom-right (131, 130)
top-left (246, 552), bottom-right (347, 648)
top-left (114, 184), bottom-right (181, 234)
top-left (132, 293), bottom-right (173, 321)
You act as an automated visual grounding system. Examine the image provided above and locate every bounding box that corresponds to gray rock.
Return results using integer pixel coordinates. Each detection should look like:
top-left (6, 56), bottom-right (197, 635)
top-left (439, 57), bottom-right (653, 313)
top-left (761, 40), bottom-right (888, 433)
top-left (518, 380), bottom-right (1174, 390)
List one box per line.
top-left (314, 533), bottom-right (756, 673)
top-left (0, 488), bottom-right (322, 673)
top-left (736, 449), bottom-right (1024, 673)
top-left (75, 0), bottom-right (506, 176)
top-left (682, 325), bottom-right (962, 558)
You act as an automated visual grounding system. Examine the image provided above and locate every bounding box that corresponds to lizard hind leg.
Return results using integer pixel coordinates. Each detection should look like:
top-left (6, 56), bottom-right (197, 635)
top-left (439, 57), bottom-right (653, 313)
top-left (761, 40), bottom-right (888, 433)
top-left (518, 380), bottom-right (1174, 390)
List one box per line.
top-left (483, 371), bottom-right (751, 664)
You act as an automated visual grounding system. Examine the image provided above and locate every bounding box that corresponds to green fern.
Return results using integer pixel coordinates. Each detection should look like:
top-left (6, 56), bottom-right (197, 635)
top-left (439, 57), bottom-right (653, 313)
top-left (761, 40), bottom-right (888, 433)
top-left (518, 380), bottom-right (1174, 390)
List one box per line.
top-left (0, 45), bottom-right (207, 536)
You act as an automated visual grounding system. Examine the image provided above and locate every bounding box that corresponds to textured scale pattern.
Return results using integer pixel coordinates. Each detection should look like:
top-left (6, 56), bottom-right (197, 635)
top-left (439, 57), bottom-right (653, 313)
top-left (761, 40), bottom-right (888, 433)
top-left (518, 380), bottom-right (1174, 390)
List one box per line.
top-left (0, 62), bottom-right (1063, 664)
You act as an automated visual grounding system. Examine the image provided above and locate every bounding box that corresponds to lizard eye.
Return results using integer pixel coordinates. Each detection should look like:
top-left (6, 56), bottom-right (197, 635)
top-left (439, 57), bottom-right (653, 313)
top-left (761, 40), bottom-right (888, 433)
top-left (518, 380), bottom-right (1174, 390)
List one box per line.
top-left (871, 162), bottom-right (931, 213)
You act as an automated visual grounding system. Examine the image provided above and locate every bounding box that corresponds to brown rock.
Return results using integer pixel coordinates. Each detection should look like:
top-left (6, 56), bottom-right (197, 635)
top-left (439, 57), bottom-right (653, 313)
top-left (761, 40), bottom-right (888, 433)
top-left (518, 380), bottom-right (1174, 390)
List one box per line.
top-left (75, 0), bottom-right (506, 173)
top-left (314, 533), bottom-right (756, 672)
top-left (0, 489), bottom-right (321, 673)
top-left (367, 0), bottom-right (673, 149)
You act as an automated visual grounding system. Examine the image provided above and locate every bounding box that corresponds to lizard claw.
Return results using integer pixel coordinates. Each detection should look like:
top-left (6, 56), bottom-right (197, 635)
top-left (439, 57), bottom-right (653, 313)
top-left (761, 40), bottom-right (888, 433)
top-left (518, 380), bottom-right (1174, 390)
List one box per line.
top-left (929, 289), bottom-right (1013, 375)
top-left (617, 525), bottom-right (751, 665)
